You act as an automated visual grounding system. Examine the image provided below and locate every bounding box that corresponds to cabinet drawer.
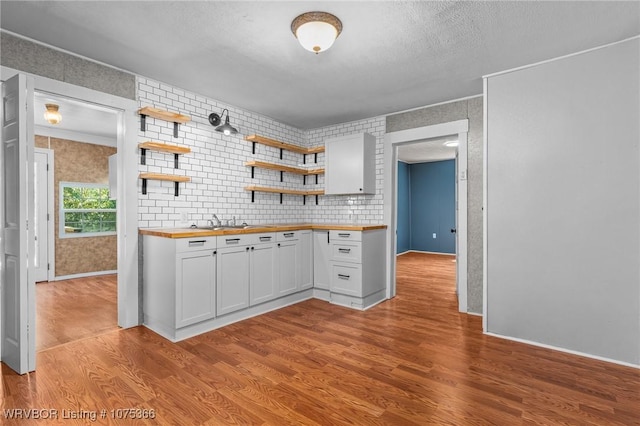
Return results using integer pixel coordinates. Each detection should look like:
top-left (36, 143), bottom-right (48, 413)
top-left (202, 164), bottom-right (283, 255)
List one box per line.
top-left (217, 233), bottom-right (275, 247)
top-left (330, 242), bottom-right (361, 263)
top-left (330, 230), bottom-right (362, 242)
top-left (276, 231), bottom-right (299, 242)
top-left (329, 263), bottom-right (362, 296)
top-left (175, 237), bottom-right (217, 253)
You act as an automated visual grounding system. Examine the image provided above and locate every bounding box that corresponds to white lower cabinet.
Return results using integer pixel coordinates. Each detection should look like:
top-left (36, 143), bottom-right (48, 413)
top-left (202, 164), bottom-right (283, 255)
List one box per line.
top-left (143, 235), bottom-right (217, 339)
top-left (313, 230), bottom-right (330, 290)
top-left (142, 226), bottom-right (385, 342)
top-left (216, 244), bottom-right (250, 316)
top-left (217, 233), bottom-right (276, 315)
top-left (176, 249), bottom-right (217, 328)
top-left (249, 242), bottom-right (277, 306)
top-left (276, 231), bottom-right (299, 297)
top-left (299, 230), bottom-right (313, 290)
top-left (329, 229), bottom-right (386, 309)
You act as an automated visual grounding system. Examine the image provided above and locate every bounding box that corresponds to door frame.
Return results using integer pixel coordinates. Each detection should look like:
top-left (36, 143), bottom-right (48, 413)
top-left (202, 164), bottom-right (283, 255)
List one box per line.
top-left (1, 67), bottom-right (139, 351)
top-left (34, 147), bottom-right (54, 281)
top-left (384, 119), bottom-right (469, 312)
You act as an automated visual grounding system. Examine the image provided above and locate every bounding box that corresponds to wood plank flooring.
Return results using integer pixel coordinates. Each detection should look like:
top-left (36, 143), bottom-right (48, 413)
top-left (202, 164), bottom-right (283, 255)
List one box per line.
top-left (36, 274), bottom-right (118, 351)
top-left (2, 252), bottom-right (639, 424)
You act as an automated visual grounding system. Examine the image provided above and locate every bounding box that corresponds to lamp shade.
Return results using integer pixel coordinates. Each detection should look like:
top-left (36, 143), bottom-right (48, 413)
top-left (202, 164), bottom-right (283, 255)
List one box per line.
top-left (44, 103), bottom-right (62, 125)
top-left (292, 12), bottom-right (342, 54)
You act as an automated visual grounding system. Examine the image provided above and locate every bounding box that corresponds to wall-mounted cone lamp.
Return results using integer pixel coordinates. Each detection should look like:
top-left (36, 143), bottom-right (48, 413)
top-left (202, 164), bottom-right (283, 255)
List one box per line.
top-left (208, 109), bottom-right (238, 135)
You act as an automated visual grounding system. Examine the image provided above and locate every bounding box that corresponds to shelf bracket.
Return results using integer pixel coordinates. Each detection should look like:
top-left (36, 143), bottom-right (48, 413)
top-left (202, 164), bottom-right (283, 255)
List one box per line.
top-left (314, 153), bottom-right (318, 163)
top-left (303, 195), bottom-right (306, 205)
top-left (252, 142), bottom-right (256, 154)
top-left (142, 178), bottom-right (147, 195)
top-left (251, 166), bottom-right (255, 179)
top-left (140, 148), bottom-right (147, 165)
top-left (251, 191), bottom-right (255, 203)
top-left (303, 175), bottom-right (306, 185)
top-left (174, 182), bottom-right (180, 196)
top-left (280, 171), bottom-right (283, 182)
top-left (173, 122), bottom-right (179, 138)
top-left (315, 174), bottom-right (318, 184)
top-left (315, 195), bottom-right (319, 205)
top-left (140, 114), bottom-right (146, 132)
top-left (174, 153), bottom-right (179, 169)
top-left (303, 153), bottom-right (306, 164)
top-left (280, 193), bottom-right (283, 204)
top-left (280, 148), bottom-right (283, 160)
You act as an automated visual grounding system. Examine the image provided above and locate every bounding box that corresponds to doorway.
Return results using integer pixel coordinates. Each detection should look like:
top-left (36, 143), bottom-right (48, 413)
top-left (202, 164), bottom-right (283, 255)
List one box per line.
top-left (34, 92), bottom-right (119, 351)
top-left (34, 148), bottom-right (53, 282)
top-left (0, 68), bottom-right (139, 374)
top-left (384, 119), bottom-right (469, 312)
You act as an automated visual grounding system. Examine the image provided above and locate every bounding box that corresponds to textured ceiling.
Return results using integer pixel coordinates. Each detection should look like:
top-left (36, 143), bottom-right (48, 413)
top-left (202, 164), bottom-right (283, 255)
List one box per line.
top-left (2, 1), bottom-right (639, 129)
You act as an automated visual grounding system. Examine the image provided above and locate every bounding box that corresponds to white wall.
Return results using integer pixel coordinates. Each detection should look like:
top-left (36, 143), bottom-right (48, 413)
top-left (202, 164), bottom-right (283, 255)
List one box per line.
top-left (484, 37), bottom-right (640, 366)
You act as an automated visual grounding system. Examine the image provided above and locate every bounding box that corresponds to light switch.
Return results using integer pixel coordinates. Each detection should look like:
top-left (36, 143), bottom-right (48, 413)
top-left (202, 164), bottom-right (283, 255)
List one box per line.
top-left (432, 233), bottom-right (436, 239)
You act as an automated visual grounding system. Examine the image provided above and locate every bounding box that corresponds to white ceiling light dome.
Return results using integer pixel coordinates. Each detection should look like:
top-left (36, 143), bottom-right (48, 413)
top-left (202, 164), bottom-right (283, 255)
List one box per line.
top-left (291, 11), bottom-right (342, 54)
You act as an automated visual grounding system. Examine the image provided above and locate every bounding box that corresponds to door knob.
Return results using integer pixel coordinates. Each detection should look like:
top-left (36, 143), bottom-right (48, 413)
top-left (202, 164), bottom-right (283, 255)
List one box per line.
top-left (450, 228), bottom-right (457, 233)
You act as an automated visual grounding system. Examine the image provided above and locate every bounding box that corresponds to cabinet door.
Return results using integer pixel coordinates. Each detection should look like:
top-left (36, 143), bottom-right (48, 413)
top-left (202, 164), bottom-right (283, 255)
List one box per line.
top-left (250, 243), bottom-right (277, 306)
top-left (216, 246), bottom-right (250, 316)
top-left (176, 250), bottom-right (216, 328)
top-left (324, 133), bottom-right (376, 195)
top-left (277, 240), bottom-right (299, 296)
top-left (299, 230), bottom-right (313, 290)
top-left (313, 231), bottom-right (330, 290)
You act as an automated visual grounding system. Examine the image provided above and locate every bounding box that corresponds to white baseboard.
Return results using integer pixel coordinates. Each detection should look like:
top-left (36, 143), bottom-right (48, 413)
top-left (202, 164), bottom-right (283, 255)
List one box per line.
top-left (396, 250), bottom-right (411, 256)
top-left (467, 311), bottom-right (482, 317)
top-left (405, 250), bottom-right (456, 256)
top-left (484, 332), bottom-right (640, 369)
top-left (54, 270), bottom-right (117, 281)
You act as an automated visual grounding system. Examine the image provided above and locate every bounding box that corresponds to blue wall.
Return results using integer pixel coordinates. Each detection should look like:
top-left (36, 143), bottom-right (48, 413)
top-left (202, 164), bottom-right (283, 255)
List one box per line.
top-left (397, 159), bottom-right (455, 254)
top-left (396, 161), bottom-right (411, 253)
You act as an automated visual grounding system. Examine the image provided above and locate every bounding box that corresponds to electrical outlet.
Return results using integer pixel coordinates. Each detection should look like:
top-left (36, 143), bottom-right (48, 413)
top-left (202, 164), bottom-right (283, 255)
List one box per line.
top-left (180, 211), bottom-right (189, 222)
top-left (432, 233), bottom-right (437, 239)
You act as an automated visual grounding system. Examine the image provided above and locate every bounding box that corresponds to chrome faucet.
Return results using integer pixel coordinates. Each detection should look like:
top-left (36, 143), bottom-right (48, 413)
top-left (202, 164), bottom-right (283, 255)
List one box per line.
top-left (207, 214), bottom-right (222, 229)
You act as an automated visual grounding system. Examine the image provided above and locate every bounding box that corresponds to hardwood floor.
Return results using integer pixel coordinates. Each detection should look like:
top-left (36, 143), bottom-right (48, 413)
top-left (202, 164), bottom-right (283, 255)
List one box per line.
top-left (2, 253), bottom-right (638, 424)
top-left (36, 274), bottom-right (118, 351)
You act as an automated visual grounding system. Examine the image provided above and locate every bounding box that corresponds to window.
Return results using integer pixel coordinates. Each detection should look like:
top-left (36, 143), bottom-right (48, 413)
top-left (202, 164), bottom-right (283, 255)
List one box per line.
top-left (59, 182), bottom-right (116, 238)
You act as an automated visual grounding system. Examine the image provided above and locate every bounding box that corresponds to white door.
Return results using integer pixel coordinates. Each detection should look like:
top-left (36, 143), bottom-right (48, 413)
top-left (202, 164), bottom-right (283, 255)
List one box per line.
top-left (33, 149), bottom-right (50, 282)
top-left (1, 73), bottom-right (35, 374)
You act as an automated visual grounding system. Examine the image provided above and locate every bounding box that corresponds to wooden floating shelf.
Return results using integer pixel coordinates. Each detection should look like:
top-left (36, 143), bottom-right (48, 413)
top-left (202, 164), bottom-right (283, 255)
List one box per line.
top-left (139, 173), bottom-right (191, 196)
top-left (138, 142), bottom-right (191, 167)
top-left (245, 161), bottom-right (324, 176)
top-left (138, 141), bottom-right (191, 155)
top-left (245, 186), bottom-right (323, 195)
top-left (140, 173), bottom-right (190, 183)
top-left (138, 107), bottom-right (190, 123)
top-left (245, 185), bottom-right (324, 205)
top-left (245, 134), bottom-right (324, 155)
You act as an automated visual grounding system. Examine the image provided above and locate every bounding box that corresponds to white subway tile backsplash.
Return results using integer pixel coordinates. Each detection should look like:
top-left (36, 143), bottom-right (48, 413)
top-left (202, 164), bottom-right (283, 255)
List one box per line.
top-left (137, 77), bottom-right (385, 228)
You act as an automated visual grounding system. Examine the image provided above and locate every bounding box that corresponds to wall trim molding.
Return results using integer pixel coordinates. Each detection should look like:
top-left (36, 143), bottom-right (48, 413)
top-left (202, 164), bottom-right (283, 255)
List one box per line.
top-left (485, 332), bottom-right (640, 369)
top-left (54, 270), bottom-right (117, 281)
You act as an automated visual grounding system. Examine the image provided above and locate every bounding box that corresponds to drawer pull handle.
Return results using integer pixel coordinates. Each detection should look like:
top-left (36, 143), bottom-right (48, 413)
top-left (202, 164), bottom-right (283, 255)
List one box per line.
top-left (338, 274), bottom-right (350, 280)
top-left (259, 236), bottom-right (272, 241)
top-left (188, 240), bottom-right (206, 246)
top-left (338, 248), bottom-right (351, 253)
top-left (283, 232), bottom-right (294, 237)
top-left (338, 233), bottom-right (351, 237)
top-left (226, 238), bottom-right (241, 244)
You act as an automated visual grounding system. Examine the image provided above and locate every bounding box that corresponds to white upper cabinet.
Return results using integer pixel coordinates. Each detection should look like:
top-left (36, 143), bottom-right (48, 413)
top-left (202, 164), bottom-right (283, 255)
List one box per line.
top-left (324, 132), bottom-right (376, 195)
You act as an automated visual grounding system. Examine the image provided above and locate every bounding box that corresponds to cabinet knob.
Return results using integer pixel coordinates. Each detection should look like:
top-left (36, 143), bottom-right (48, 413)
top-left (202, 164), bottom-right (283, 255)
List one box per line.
top-left (246, 247), bottom-right (249, 251)
top-left (277, 243), bottom-right (281, 247)
top-left (251, 247), bottom-right (254, 251)
top-left (213, 250), bottom-right (217, 255)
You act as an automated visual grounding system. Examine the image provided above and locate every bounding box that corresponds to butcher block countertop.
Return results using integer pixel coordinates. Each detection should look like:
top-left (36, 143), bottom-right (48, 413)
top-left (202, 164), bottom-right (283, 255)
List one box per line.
top-left (139, 223), bottom-right (387, 239)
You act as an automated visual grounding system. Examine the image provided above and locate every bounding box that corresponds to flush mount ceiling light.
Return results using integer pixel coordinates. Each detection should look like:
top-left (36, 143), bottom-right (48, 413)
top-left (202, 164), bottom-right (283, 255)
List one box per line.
top-left (444, 140), bottom-right (459, 147)
top-left (291, 11), bottom-right (342, 54)
top-left (44, 103), bottom-right (62, 125)
top-left (208, 108), bottom-right (238, 136)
